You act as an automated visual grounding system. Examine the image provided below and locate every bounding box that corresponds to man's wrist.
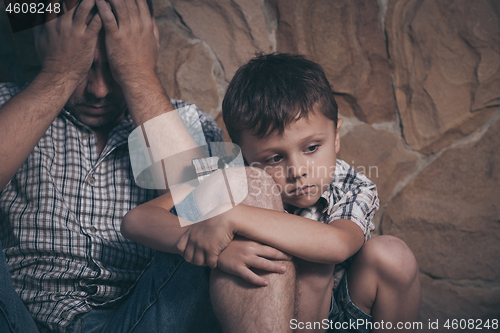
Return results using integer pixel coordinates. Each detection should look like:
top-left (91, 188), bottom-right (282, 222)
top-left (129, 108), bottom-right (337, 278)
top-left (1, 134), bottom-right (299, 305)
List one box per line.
top-left (122, 74), bottom-right (175, 125)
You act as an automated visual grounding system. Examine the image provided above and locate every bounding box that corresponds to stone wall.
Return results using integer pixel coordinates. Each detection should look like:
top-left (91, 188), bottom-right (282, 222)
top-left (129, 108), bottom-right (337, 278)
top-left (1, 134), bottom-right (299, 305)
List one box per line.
top-left (1, 0), bottom-right (499, 330)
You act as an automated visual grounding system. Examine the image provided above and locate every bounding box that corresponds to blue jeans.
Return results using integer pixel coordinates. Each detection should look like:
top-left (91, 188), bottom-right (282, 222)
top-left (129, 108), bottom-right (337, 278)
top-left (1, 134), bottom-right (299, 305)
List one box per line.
top-left (0, 241), bottom-right (39, 333)
top-left (1, 242), bottom-right (222, 333)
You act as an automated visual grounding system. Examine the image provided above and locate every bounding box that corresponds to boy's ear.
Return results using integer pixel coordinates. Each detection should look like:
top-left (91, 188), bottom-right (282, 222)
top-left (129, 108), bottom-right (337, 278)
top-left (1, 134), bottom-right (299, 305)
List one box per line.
top-left (335, 118), bottom-right (343, 154)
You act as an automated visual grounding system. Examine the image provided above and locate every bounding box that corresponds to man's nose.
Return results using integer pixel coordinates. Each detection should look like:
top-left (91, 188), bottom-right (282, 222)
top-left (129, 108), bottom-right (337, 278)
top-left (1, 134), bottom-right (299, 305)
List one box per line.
top-left (86, 68), bottom-right (113, 99)
top-left (287, 155), bottom-right (308, 180)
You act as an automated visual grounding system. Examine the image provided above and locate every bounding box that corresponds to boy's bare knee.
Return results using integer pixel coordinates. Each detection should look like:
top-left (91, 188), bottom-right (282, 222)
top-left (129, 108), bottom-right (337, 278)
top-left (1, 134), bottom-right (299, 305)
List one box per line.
top-left (361, 235), bottom-right (419, 287)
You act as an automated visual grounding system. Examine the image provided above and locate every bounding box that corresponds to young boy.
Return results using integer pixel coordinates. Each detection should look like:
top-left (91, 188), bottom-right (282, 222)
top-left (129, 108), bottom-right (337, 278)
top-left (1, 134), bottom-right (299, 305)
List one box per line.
top-left (122, 53), bottom-right (421, 332)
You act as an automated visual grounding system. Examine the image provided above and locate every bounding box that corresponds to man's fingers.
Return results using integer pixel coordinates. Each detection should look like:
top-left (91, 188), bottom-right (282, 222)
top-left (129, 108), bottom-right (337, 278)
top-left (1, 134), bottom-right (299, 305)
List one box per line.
top-left (72, 0), bottom-right (97, 26)
top-left (87, 11), bottom-right (102, 35)
top-left (136, 0), bottom-right (152, 21)
top-left (96, 0), bottom-right (117, 33)
top-left (123, 0), bottom-right (140, 21)
top-left (107, 0), bottom-right (129, 26)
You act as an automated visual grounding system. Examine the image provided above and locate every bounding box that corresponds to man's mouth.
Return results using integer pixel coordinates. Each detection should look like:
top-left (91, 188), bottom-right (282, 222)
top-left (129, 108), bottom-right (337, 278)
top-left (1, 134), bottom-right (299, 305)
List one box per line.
top-left (80, 104), bottom-right (112, 115)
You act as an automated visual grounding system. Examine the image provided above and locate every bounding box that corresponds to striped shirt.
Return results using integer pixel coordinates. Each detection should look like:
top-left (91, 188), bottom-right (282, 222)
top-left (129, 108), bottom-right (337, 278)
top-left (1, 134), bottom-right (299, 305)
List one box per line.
top-left (0, 82), bottom-right (223, 332)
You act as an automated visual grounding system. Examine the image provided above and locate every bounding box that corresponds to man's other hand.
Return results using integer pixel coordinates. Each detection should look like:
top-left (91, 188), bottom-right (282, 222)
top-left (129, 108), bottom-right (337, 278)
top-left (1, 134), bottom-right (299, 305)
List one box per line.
top-left (35, 0), bottom-right (102, 85)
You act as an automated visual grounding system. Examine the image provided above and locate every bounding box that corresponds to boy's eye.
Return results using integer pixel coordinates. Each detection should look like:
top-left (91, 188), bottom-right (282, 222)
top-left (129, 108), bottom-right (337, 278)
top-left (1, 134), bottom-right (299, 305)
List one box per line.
top-left (304, 145), bottom-right (319, 153)
top-left (265, 155), bottom-right (283, 164)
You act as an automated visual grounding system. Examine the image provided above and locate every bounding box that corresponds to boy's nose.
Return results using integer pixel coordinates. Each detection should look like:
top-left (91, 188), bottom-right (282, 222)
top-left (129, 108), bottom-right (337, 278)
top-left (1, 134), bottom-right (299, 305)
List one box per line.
top-left (287, 157), bottom-right (308, 180)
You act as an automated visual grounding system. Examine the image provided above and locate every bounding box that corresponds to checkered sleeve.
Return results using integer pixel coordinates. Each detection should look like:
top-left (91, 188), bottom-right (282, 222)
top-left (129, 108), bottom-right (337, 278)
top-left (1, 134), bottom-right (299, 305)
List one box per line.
top-left (0, 83), bottom-right (21, 107)
top-left (170, 99), bottom-right (223, 143)
top-left (325, 160), bottom-right (379, 241)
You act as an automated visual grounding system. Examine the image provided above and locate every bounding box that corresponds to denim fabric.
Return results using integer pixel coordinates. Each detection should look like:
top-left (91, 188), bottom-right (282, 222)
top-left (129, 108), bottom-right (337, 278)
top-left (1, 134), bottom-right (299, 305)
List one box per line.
top-left (0, 241), bottom-right (39, 333)
top-left (2, 228), bottom-right (220, 333)
top-left (61, 252), bottom-right (221, 333)
top-left (327, 272), bottom-right (372, 333)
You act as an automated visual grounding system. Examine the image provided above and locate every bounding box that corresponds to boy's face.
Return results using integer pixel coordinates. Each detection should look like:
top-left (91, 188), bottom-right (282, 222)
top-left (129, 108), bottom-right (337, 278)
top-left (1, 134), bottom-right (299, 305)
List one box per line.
top-left (240, 108), bottom-right (342, 208)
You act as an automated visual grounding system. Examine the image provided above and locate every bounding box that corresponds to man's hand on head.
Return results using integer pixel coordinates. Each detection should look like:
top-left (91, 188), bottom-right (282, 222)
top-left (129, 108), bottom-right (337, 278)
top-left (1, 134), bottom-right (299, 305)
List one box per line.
top-left (35, 0), bottom-right (102, 85)
top-left (96, 0), bottom-right (159, 90)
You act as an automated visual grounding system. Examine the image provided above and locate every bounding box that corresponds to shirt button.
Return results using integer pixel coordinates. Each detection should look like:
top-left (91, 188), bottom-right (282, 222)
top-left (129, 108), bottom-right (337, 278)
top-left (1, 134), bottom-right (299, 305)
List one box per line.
top-left (81, 132), bottom-right (90, 140)
top-left (89, 226), bottom-right (97, 233)
top-left (61, 311), bottom-right (69, 319)
top-left (88, 176), bottom-right (96, 185)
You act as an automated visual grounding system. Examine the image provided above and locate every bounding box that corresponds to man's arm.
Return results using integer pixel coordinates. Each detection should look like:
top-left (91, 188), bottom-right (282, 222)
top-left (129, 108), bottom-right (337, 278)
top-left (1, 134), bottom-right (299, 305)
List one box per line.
top-left (0, 0), bottom-right (101, 190)
top-left (96, 0), bottom-right (206, 189)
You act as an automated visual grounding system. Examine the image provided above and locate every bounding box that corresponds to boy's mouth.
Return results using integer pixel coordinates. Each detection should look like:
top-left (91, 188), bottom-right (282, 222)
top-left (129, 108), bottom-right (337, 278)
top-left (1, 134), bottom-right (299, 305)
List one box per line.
top-left (289, 185), bottom-right (314, 196)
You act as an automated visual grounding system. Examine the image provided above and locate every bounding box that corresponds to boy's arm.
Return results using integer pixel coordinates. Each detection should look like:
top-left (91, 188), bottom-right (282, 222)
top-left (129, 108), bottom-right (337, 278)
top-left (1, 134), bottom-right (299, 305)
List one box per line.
top-left (236, 206), bottom-right (365, 264)
top-left (121, 189), bottom-right (191, 254)
top-left (121, 192), bottom-right (292, 284)
top-left (180, 205), bottom-right (364, 268)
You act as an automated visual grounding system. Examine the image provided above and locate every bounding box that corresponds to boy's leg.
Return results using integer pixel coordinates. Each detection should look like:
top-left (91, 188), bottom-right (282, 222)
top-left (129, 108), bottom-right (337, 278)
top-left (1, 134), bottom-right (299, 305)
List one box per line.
top-left (0, 242), bottom-right (40, 333)
top-left (293, 259), bottom-right (335, 331)
top-left (347, 235), bottom-right (421, 332)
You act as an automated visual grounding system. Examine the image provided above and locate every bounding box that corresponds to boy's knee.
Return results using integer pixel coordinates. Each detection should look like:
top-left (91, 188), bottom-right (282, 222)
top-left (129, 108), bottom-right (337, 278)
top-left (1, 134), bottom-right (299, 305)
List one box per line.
top-left (361, 235), bottom-right (419, 287)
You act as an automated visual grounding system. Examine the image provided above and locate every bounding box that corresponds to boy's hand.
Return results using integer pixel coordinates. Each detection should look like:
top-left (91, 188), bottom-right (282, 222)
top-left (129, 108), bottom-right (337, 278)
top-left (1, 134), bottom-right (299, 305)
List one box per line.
top-left (176, 204), bottom-right (235, 268)
top-left (218, 236), bottom-right (292, 286)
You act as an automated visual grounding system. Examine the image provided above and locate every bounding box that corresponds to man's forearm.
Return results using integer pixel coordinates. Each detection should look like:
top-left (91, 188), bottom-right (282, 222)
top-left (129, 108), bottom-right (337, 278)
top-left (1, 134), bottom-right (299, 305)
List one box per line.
top-left (0, 72), bottom-right (80, 190)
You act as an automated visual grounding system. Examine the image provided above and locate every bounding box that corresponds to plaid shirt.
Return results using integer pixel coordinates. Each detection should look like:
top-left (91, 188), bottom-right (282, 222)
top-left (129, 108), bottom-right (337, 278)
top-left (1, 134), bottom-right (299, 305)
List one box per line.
top-left (0, 83), bottom-right (223, 332)
top-left (284, 159), bottom-right (378, 241)
top-left (284, 159), bottom-right (378, 290)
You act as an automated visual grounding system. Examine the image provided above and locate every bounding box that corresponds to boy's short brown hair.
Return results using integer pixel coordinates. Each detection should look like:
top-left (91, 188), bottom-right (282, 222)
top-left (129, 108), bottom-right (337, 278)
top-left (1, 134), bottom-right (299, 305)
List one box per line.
top-left (222, 53), bottom-right (338, 144)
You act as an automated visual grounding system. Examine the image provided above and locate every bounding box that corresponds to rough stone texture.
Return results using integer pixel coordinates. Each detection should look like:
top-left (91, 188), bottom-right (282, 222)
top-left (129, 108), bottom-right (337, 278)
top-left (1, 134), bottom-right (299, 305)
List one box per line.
top-left (387, 0), bottom-right (500, 154)
top-left (382, 118), bottom-right (500, 321)
top-left (419, 274), bottom-right (500, 330)
top-left (338, 124), bottom-right (420, 227)
top-left (155, 15), bottom-right (222, 117)
top-left (171, 0), bottom-right (274, 82)
top-left (267, 0), bottom-right (396, 123)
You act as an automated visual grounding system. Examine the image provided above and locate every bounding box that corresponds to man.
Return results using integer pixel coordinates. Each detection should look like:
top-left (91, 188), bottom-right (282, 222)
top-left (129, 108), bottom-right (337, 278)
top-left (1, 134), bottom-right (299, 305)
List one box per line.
top-left (0, 0), bottom-right (295, 332)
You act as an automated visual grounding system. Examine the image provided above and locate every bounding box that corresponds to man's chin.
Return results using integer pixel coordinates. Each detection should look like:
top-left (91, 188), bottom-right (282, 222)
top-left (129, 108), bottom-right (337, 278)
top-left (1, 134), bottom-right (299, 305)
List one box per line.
top-left (70, 109), bottom-right (126, 130)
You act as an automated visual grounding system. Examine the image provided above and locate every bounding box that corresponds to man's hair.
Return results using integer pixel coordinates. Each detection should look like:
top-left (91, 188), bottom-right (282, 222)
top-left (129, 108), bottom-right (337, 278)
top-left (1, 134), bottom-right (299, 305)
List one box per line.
top-left (222, 53), bottom-right (338, 144)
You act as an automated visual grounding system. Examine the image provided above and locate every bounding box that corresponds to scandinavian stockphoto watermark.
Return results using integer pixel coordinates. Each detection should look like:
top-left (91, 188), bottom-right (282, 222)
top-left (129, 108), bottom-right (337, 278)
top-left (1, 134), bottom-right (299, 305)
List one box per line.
top-left (290, 318), bottom-right (423, 331)
top-left (128, 107), bottom-right (379, 224)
